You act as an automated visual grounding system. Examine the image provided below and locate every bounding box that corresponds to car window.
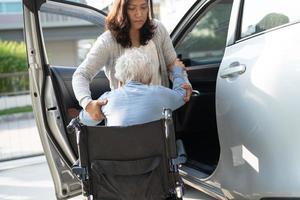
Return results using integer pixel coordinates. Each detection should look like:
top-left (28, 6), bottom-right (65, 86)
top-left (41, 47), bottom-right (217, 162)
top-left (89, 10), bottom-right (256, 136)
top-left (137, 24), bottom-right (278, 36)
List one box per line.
top-left (241, 0), bottom-right (300, 38)
top-left (176, 0), bottom-right (233, 67)
top-left (39, 2), bottom-right (105, 67)
top-left (39, 12), bottom-right (97, 66)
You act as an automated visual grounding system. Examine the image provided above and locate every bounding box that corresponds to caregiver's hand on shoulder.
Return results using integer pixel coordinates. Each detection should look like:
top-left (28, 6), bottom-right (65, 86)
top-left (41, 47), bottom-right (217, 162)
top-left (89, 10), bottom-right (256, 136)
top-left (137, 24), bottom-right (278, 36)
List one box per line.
top-left (86, 99), bottom-right (108, 121)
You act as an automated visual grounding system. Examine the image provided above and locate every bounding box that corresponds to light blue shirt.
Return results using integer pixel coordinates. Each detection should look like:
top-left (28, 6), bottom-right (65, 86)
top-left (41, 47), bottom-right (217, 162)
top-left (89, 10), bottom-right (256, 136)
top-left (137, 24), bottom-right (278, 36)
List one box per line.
top-left (79, 66), bottom-right (186, 126)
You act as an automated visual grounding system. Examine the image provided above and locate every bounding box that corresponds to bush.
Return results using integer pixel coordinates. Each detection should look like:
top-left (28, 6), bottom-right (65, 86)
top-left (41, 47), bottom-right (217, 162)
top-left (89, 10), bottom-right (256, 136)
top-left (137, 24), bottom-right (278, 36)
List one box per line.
top-left (0, 41), bottom-right (29, 94)
top-left (0, 41), bottom-right (27, 73)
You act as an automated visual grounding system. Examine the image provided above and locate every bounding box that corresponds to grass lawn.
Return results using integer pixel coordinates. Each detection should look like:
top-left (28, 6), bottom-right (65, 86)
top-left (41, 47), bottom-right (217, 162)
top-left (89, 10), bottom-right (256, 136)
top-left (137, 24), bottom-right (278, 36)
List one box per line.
top-left (0, 105), bottom-right (33, 116)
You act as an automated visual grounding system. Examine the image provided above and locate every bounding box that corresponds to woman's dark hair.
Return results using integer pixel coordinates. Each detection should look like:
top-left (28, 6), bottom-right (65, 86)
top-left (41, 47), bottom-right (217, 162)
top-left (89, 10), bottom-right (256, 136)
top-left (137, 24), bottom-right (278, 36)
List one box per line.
top-left (106, 0), bottom-right (156, 48)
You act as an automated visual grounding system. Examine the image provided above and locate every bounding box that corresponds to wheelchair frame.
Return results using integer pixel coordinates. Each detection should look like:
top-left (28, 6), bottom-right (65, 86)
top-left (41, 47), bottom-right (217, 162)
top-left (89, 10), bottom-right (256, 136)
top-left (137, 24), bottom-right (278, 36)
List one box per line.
top-left (67, 109), bottom-right (184, 200)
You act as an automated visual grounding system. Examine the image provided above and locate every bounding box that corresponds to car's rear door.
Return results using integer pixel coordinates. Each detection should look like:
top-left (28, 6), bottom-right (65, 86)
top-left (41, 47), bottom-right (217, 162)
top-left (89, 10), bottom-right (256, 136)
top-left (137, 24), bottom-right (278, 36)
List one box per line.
top-left (22, 0), bottom-right (107, 199)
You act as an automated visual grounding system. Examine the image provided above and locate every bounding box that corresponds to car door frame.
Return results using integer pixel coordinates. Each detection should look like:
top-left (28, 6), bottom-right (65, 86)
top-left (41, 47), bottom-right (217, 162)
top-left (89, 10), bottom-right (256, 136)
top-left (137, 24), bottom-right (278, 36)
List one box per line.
top-left (22, 0), bottom-right (106, 199)
top-left (170, 0), bottom-right (242, 199)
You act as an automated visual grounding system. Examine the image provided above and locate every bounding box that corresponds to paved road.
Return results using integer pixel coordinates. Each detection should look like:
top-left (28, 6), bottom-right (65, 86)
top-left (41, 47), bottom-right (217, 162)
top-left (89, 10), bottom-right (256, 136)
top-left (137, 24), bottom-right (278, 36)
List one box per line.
top-left (0, 157), bottom-right (215, 200)
top-left (0, 117), bottom-right (43, 161)
top-left (0, 116), bottom-right (215, 200)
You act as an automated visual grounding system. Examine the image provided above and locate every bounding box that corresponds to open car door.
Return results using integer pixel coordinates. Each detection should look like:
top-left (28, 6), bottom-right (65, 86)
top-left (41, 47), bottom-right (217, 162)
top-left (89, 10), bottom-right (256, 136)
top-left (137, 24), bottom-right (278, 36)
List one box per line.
top-left (22, 0), bottom-right (108, 199)
top-left (170, 0), bottom-right (233, 198)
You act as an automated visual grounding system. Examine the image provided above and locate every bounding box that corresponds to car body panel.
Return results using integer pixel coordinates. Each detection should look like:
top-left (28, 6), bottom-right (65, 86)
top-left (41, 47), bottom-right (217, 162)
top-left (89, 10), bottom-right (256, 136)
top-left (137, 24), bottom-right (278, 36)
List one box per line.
top-left (216, 22), bottom-right (300, 199)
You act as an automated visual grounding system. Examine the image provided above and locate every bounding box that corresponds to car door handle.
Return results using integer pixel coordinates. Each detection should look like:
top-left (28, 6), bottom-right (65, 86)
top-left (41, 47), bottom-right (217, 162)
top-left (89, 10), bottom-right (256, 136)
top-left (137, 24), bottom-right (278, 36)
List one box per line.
top-left (192, 90), bottom-right (200, 96)
top-left (220, 64), bottom-right (246, 78)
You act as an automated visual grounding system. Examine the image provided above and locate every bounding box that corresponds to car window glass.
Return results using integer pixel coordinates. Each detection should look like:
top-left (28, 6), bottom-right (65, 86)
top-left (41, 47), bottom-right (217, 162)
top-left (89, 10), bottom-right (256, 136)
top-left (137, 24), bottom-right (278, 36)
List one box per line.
top-left (39, 10), bottom-right (102, 67)
top-left (241, 0), bottom-right (299, 38)
top-left (176, 0), bottom-right (233, 67)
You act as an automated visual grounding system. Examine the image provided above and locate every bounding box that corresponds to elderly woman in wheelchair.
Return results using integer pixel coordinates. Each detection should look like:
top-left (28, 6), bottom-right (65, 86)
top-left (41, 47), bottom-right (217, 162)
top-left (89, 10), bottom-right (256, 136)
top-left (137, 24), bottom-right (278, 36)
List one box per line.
top-left (78, 48), bottom-right (187, 127)
top-left (68, 49), bottom-right (188, 200)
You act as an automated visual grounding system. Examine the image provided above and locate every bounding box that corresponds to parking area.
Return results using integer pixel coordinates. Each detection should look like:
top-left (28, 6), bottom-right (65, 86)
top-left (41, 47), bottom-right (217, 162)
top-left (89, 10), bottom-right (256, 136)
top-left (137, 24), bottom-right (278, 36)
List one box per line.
top-left (0, 156), bottom-right (215, 200)
top-left (0, 116), bottom-right (215, 200)
top-left (0, 117), bottom-right (43, 161)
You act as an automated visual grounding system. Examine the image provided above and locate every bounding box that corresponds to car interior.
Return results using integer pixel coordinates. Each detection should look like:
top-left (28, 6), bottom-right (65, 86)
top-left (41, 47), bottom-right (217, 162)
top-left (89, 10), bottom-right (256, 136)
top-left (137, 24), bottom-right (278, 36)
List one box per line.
top-left (50, 62), bottom-right (220, 177)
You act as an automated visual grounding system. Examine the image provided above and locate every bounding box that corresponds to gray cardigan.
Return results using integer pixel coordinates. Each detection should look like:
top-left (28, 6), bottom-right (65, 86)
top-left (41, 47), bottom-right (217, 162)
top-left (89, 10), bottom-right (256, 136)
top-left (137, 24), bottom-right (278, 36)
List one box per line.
top-left (72, 19), bottom-right (178, 110)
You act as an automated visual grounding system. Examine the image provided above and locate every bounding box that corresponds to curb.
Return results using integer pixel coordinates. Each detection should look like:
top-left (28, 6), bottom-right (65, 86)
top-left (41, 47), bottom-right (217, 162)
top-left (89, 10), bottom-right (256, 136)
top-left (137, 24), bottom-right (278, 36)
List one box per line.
top-left (0, 155), bottom-right (46, 171)
top-left (0, 112), bottom-right (34, 123)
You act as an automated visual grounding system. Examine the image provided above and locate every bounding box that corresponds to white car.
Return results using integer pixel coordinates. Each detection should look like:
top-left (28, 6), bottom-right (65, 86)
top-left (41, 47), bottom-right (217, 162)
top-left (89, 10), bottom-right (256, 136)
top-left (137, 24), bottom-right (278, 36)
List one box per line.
top-left (22, 0), bottom-right (300, 199)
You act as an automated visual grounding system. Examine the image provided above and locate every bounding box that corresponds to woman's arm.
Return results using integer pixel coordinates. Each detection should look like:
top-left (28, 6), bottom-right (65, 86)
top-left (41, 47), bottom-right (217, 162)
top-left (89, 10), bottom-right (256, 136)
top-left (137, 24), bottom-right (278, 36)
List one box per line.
top-left (72, 32), bottom-right (112, 120)
top-left (72, 32), bottom-right (111, 110)
top-left (79, 93), bottom-right (108, 126)
top-left (156, 20), bottom-right (193, 102)
top-left (156, 20), bottom-right (177, 68)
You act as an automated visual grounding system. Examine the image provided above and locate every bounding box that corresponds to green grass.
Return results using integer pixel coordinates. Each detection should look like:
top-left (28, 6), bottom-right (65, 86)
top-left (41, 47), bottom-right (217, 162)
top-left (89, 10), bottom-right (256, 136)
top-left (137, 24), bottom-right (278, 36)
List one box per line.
top-left (0, 105), bottom-right (33, 116)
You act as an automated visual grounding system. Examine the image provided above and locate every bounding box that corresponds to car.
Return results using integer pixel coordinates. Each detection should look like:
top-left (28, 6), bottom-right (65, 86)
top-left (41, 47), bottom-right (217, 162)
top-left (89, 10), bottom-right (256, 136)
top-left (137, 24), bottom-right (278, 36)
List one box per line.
top-left (22, 0), bottom-right (300, 199)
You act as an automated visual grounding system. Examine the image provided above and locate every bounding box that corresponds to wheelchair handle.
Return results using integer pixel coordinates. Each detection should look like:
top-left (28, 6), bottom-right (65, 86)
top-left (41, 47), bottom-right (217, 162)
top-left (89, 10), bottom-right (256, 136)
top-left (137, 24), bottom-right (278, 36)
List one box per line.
top-left (67, 117), bottom-right (81, 134)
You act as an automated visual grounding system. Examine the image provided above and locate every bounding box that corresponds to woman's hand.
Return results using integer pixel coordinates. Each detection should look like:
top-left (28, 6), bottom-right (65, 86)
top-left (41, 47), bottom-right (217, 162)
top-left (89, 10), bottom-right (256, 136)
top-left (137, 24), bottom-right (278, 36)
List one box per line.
top-left (174, 58), bottom-right (186, 69)
top-left (181, 83), bottom-right (193, 102)
top-left (168, 58), bottom-right (186, 71)
top-left (85, 99), bottom-right (108, 121)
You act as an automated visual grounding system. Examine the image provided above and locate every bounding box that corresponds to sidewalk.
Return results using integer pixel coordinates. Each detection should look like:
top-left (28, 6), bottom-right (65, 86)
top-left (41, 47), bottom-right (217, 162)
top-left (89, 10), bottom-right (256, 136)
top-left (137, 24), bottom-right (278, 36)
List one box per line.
top-left (0, 113), bottom-right (214, 199)
top-left (0, 158), bottom-right (55, 200)
top-left (0, 156), bottom-right (213, 200)
top-left (0, 155), bottom-right (45, 172)
top-left (0, 156), bottom-right (84, 200)
top-left (0, 94), bottom-right (31, 110)
top-left (0, 116), bottom-right (43, 161)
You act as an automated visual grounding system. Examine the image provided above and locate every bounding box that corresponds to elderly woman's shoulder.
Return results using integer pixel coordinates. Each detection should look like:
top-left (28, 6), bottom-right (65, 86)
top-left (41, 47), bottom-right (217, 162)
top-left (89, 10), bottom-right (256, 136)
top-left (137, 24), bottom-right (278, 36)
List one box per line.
top-left (149, 85), bottom-right (172, 92)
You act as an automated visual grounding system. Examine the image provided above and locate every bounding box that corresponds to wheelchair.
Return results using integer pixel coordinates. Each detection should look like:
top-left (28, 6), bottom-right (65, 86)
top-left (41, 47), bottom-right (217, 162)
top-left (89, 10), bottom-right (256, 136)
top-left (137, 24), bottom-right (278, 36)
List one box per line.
top-left (67, 109), bottom-right (184, 200)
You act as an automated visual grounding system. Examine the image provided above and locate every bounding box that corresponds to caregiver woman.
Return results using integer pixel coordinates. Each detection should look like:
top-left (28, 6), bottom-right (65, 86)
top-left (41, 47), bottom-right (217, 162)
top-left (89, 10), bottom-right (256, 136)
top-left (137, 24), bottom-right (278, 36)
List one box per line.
top-left (72, 0), bottom-right (192, 121)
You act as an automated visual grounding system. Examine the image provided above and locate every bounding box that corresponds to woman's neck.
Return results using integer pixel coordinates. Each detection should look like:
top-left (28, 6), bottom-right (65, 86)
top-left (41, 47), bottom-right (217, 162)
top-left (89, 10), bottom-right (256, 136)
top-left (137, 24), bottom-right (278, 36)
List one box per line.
top-left (130, 29), bottom-right (140, 47)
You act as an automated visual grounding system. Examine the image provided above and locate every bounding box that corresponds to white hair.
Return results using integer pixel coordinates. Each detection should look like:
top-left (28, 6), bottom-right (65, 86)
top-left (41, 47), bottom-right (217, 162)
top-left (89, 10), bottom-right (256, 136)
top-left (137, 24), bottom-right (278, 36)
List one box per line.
top-left (115, 49), bottom-right (153, 85)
